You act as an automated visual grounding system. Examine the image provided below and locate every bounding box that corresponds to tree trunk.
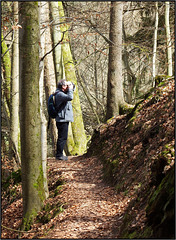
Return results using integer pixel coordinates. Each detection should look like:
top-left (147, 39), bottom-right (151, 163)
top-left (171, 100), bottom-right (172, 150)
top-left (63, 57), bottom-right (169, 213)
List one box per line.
top-left (165, 2), bottom-right (173, 76)
top-left (10, 1), bottom-right (21, 165)
top-left (43, 2), bottom-right (58, 157)
top-left (152, 2), bottom-right (159, 82)
top-left (122, 23), bottom-right (136, 104)
top-left (58, 2), bottom-right (87, 155)
top-left (106, 2), bottom-right (125, 119)
top-left (39, 1), bottom-right (49, 199)
top-left (19, 2), bottom-right (45, 230)
top-left (50, 1), bottom-right (65, 81)
top-left (1, 33), bottom-right (11, 109)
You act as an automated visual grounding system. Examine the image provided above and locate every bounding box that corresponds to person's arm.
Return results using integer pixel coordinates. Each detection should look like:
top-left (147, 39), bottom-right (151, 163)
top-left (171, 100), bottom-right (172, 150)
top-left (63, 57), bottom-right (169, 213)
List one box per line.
top-left (55, 89), bottom-right (73, 108)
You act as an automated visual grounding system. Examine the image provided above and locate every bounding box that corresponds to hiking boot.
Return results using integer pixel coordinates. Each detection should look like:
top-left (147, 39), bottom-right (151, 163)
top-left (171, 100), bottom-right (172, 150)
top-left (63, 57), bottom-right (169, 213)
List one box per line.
top-left (56, 155), bottom-right (68, 161)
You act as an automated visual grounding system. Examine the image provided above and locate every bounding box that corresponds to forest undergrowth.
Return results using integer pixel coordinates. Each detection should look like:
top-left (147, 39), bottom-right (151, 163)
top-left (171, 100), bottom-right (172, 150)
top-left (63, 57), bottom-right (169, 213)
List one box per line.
top-left (1, 77), bottom-right (175, 239)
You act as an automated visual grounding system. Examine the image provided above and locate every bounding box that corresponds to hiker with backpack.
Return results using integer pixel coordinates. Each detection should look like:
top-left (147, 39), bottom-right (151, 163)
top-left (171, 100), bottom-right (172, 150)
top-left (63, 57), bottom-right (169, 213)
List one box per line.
top-left (48, 79), bottom-right (75, 160)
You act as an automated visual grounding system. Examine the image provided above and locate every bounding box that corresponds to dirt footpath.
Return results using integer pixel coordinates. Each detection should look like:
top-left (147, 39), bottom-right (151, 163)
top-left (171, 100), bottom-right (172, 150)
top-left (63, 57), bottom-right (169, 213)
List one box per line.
top-left (46, 155), bottom-right (126, 239)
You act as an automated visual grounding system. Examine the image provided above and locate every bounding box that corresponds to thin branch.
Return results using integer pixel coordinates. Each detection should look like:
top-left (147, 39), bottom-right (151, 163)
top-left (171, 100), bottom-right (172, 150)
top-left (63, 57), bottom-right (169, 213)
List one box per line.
top-left (1, 224), bottom-right (38, 233)
top-left (40, 31), bottom-right (66, 62)
top-left (1, 30), bottom-right (14, 58)
top-left (85, 19), bottom-right (114, 45)
top-left (1, 29), bottom-right (13, 43)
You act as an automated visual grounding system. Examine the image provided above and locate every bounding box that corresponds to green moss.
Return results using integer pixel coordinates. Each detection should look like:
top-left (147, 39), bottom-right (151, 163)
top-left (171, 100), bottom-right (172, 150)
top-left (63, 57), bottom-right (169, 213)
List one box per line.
top-left (37, 202), bottom-right (64, 224)
top-left (146, 166), bottom-right (174, 238)
top-left (119, 103), bottom-right (134, 115)
top-left (33, 165), bottom-right (45, 202)
top-left (21, 209), bottom-right (38, 231)
top-left (140, 226), bottom-right (153, 238)
top-left (106, 118), bottom-right (113, 124)
top-left (155, 75), bottom-right (170, 87)
top-left (128, 231), bottom-right (137, 239)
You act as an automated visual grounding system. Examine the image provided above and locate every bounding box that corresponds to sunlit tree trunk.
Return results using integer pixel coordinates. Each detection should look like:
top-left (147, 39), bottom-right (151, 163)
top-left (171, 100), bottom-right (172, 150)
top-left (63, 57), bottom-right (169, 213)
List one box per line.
top-left (39, 1), bottom-right (49, 199)
top-left (106, 2), bottom-right (132, 120)
top-left (152, 2), bottom-right (159, 83)
top-left (165, 1), bottom-right (173, 76)
top-left (50, 1), bottom-right (64, 81)
top-left (44, 2), bottom-right (58, 157)
top-left (11, 1), bottom-right (21, 166)
top-left (19, 2), bottom-right (45, 230)
top-left (58, 1), bottom-right (87, 155)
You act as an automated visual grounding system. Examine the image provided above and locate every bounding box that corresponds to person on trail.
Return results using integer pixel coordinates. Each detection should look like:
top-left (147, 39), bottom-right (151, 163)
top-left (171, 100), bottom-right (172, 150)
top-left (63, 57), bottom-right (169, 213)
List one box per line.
top-left (55, 79), bottom-right (74, 160)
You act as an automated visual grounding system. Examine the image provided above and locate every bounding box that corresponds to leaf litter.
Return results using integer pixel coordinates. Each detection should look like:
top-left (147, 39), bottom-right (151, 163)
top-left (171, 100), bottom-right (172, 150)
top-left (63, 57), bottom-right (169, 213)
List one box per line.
top-left (1, 78), bottom-right (174, 239)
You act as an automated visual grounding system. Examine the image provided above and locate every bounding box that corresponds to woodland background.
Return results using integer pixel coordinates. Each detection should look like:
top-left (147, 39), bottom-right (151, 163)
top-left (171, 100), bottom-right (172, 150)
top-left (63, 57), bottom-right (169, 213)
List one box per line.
top-left (1, 1), bottom-right (175, 237)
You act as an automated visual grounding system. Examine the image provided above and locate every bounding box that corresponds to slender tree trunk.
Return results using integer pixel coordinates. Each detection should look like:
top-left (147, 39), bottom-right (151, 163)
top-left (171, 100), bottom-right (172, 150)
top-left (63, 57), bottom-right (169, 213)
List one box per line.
top-left (58, 2), bottom-right (87, 155)
top-left (19, 2), bottom-right (45, 230)
top-left (106, 2), bottom-right (124, 119)
top-left (50, 1), bottom-right (64, 81)
top-left (11, 1), bottom-right (21, 165)
top-left (39, 1), bottom-right (49, 199)
top-left (165, 1), bottom-right (173, 76)
top-left (43, 2), bottom-right (58, 157)
top-left (122, 23), bottom-right (136, 104)
top-left (152, 2), bottom-right (159, 82)
top-left (1, 33), bottom-right (11, 109)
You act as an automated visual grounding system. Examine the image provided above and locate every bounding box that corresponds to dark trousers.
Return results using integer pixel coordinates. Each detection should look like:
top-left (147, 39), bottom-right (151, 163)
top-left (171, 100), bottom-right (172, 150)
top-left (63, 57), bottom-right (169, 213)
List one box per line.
top-left (56, 122), bottom-right (69, 157)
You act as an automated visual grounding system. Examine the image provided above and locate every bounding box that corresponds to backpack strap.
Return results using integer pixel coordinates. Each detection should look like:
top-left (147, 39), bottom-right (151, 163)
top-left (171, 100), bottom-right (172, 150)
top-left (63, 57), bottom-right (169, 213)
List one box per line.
top-left (47, 116), bottom-right (51, 130)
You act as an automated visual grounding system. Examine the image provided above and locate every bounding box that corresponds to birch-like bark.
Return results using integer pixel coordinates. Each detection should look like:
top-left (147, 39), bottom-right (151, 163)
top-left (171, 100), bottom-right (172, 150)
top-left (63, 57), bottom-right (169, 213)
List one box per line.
top-left (165, 2), bottom-right (173, 76)
top-left (50, 1), bottom-right (65, 81)
top-left (11, 1), bottom-right (20, 164)
top-left (43, 2), bottom-right (58, 156)
top-left (152, 2), bottom-right (159, 82)
top-left (39, 1), bottom-right (49, 199)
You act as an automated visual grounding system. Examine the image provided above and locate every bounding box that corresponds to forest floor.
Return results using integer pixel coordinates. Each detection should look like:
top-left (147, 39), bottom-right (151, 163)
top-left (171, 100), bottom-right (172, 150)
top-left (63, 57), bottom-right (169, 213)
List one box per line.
top-left (1, 77), bottom-right (174, 239)
top-left (2, 155), bottom-right (130, 239)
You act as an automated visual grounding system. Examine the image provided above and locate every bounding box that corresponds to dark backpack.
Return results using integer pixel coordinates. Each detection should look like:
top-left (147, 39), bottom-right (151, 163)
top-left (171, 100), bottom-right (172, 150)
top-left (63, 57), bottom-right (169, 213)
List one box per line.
top-left (47, 92), bottom-right (59, 130)
top-left (48, 93), bottom-right (58, 119)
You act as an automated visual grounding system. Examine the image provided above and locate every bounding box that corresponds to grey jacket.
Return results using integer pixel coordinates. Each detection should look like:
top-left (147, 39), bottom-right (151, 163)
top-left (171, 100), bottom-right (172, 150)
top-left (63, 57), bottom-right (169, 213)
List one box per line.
top-left (55, 89), bottom-right (74, 122)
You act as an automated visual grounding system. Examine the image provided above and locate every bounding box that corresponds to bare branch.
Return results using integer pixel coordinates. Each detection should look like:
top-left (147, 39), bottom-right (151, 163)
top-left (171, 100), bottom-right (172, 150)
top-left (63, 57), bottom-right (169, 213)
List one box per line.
top-left (40, 30), bottom-right (66, 62)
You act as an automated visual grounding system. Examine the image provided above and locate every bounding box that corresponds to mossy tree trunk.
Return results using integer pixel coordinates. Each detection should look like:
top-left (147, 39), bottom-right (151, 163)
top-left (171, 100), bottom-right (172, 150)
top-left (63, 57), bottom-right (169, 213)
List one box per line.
top-left (19, 2), bottom-right (46, 230)
top-left (50, 1), bottom-right (65, 81)
top-left (1, 32), bottom-right (11, 110)
top-left (58, 1), bottom-right (87, 155)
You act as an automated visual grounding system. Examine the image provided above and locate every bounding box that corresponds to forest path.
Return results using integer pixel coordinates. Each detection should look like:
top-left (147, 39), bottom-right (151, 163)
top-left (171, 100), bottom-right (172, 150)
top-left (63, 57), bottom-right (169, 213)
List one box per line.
top-left (46, 155), bottom-right (125, 239)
